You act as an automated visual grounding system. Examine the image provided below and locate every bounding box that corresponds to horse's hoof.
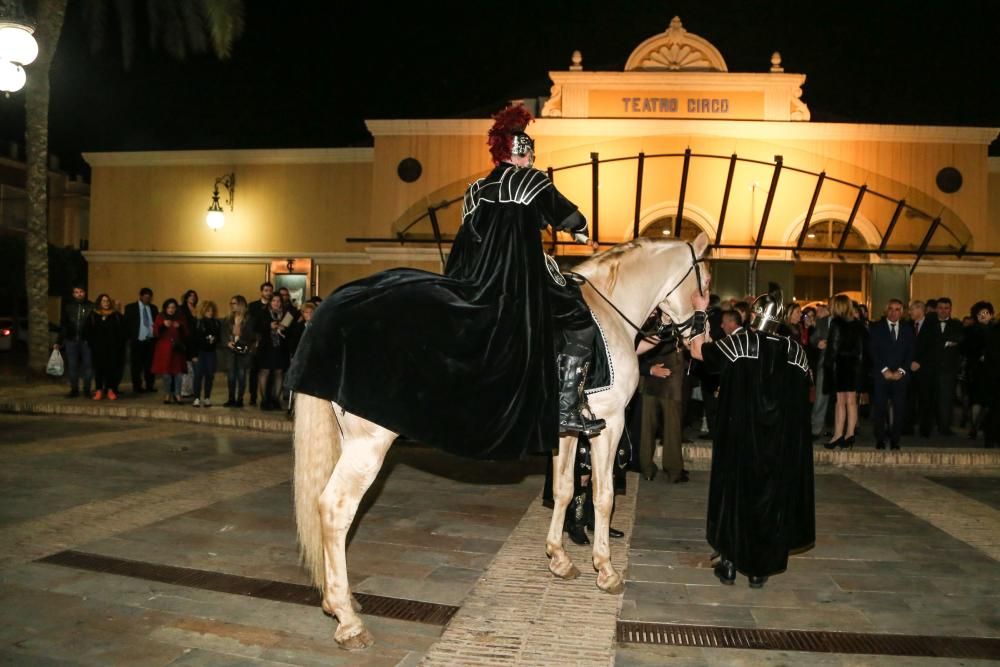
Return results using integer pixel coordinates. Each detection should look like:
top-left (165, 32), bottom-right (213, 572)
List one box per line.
top-left (351, 594), bottom-right (363, 612)
top-left (597, 572), bottom-right (625, 595)
top-left (550, 562), bottom-right (580, 580)
top-left (336, 627), bottom-right (374, 651)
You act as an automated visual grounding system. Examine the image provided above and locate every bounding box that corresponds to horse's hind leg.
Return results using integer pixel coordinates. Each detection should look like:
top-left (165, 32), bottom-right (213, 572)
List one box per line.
top-left (590, 416), bottom-right (626, 594)
top-left (318, 418), bottom-right (394, 650)
top-left (545, 434), bottom-right (580, 579)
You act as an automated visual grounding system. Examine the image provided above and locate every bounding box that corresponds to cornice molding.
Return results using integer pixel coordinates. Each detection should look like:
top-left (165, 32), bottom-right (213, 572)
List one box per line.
top-left (546, 70), bottom-right (807, 89)
top-left (83, 247), bottom-right (442, 266)
top-left (365, 118), bottom-right (999, 146)
top-left (83, 148), bottom-right (374, 168)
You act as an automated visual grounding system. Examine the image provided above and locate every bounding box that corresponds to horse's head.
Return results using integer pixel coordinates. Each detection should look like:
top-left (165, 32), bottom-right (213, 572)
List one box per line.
top-left (654, 232), bottom-right (711, 341)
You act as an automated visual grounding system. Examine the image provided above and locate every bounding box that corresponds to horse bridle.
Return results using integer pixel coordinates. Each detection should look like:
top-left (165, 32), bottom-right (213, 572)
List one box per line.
top-left (566, 241), bottom-right (707, 341)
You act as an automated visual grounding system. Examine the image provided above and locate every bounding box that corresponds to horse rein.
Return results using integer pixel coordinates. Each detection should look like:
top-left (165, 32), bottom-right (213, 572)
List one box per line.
top-left (565, 241), bottom-right (707, 343)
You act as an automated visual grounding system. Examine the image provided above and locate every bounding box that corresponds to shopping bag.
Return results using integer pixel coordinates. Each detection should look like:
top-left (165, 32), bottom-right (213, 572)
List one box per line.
top-left (47, 348), bottom-right (64, 377)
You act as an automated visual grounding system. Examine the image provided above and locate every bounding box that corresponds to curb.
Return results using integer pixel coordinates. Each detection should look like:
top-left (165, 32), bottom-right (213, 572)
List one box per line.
top-left (683, 443), bottom-right (1000, 471)
top-left (0, 398), bottom-right (293, 434)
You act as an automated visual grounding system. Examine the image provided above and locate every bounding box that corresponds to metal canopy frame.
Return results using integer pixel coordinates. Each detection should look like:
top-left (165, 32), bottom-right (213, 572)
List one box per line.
top-left (348, 152), bottom-right (989, 273)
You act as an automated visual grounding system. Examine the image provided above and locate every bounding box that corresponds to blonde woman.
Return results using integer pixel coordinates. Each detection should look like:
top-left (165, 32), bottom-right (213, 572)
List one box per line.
top-left (822, 295), bottom-right (865, 448)
top-left (192, 300), bottom-right (221, 407)
top-left (223, 295), bottom-right (252, 407)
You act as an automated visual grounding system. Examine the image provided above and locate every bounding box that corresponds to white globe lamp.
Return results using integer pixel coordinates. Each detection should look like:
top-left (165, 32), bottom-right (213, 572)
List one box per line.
top-left (0, 22), bottom-right (37, 65)
top-left (0, 58), bottom-right (25, 92)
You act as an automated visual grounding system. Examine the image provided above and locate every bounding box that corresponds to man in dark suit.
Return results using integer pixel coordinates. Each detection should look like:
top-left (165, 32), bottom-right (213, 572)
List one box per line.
top-left (869, 299), bottom-right (914, 449)
top-left (933, 297), bottom-right (964, 435)
top-left (247, 281), bottom-right (274, 406)
top-left (906, 300), bottom-right (935, 436)
top-left (123, 287), bottom-right (158, 393)
top-left (638, 311), bottom-right (688, 483)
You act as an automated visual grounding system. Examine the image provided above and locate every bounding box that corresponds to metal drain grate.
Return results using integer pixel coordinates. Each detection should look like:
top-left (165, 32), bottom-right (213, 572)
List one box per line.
top-left (617, 622), bottom-right (1000, 659)
top-left (39, 550), bottom-right (458, 626)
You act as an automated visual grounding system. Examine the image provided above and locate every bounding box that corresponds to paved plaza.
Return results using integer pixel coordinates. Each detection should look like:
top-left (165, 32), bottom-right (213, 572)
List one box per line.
top-left (0, 386), bottom-right (998, 665)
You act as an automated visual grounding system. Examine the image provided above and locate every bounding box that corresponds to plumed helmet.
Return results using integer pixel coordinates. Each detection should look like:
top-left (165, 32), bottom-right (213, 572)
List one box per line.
top-left (488, 105), bottom-right (534, 164)
top-left (750, 284), bottom-right (784, 333)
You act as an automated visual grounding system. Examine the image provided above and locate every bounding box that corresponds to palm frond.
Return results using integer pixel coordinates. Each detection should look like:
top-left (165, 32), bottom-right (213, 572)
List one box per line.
top-left (81, 0), bottom-right (107, 56)
top-left (113, 0), bottom-right (136, 70)
top-left (179, 0), bottom-right (209, 55)
top-left (202, 0), bottom-right (245, 60)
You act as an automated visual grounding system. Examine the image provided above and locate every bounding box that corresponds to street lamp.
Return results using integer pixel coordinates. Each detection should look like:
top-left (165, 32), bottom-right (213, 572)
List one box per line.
top-left (206, 173), bottom-right (235, 231)
top-left (0, 1), bottom-right (37, 94)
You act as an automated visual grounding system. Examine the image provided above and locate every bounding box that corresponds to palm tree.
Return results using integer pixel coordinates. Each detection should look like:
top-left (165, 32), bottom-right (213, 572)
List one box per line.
top-left (24, 0), bottom-right (245, 372)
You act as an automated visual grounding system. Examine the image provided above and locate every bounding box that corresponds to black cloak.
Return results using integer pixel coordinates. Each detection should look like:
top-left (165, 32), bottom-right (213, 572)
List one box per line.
top-left (286, 163), bottom-right (587, 460)
top-left (702, 328), bottom-right (816, 577)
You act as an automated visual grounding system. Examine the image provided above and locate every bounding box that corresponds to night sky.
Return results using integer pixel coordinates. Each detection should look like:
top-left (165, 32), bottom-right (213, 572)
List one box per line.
top-left (0, 0), bottom-right (997, 178)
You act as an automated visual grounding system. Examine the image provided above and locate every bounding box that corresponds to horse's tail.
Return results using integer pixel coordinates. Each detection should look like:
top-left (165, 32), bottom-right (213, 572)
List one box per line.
top-left (293, 393), bottom-right (341, 590)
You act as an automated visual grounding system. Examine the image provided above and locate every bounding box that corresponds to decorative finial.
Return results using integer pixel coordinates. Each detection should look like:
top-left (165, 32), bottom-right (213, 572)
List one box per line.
top-left (570, 50), bottom-right (583, 71)
top-left (770, 51), bottom-right (784, 72)
top-left (669, 16), bottom-right (683, 31)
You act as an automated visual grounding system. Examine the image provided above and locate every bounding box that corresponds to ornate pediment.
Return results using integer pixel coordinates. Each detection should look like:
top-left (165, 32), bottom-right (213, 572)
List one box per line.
top-left (624, 16), bottom-right (727, 72)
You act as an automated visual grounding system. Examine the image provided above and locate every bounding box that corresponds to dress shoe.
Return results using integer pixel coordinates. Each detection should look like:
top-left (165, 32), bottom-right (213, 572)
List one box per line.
top-left (714, 559), bottom-right (736, 585)
top-left (843, 435), bottom-right (856, 450)
top-left (608, 527), bottom-right (625, 539)
top-left (748, 576), bottom-right (769, 589)
top-left (92, 390), bottom-right (103, 401)
top-left (107, 389), bottom-right (118, 401)
top-left (642, 469), bottom-right (657, 482)
top-left (890, 440), bottom-right (901, 451)
top-left (875, 440), bottom-right (886, 450)
top-left (824, 436), bottom-right (844, 450)
top-left (670, 470), bottom-right (690, 484)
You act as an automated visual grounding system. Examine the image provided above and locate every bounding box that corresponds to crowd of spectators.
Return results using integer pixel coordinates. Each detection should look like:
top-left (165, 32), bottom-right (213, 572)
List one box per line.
top-left (633, 292), bottom-right (1000, 474)
top-left (54, 281), bottom-right (321, 412)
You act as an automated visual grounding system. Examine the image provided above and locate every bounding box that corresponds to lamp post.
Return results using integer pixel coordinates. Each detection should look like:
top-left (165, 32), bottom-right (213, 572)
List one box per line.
top-left (0, 1), bottom-right (37, 94)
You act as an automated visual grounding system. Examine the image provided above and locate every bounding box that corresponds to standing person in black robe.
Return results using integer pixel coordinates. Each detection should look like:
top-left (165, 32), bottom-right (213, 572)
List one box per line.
top-left (287, 105), bottom-right (600, 460)
top-left (688, 287), bottom-right (815, 588)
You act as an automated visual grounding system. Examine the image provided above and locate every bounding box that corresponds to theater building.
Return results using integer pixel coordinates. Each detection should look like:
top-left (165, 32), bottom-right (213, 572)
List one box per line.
top-left (84, 17), bottom-right (999, 315)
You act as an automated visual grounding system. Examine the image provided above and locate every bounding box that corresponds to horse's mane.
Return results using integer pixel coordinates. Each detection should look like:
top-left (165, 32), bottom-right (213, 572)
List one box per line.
top-left (574, 237), bottom-right (685, 295)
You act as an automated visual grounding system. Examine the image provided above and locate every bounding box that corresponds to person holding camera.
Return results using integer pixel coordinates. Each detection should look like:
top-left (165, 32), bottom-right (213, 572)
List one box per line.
top-left (223, 295), bottom-right (253, 408)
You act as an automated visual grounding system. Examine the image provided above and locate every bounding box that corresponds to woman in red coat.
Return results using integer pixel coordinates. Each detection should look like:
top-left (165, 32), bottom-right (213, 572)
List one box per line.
top-left (151, 298), bottom-right (189, 404)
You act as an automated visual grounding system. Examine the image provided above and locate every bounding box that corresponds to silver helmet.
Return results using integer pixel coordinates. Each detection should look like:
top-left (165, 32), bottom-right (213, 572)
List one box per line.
top-left (750, 290), bottom-right (784, 333)
top-left (510, 132), bottom-right (535, 167)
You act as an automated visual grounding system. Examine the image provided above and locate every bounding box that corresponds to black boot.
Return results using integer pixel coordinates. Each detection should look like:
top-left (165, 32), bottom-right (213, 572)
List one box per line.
top-left (564, 492), bottom-right (590, 545)
top-left (557, 346), bottom-right (606, 436)
top-left (714, 558), bottom-right (736, 585)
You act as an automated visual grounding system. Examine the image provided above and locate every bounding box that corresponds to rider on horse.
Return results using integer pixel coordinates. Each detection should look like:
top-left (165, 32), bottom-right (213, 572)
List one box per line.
top-left (446, 105), bottom-right (605, 437)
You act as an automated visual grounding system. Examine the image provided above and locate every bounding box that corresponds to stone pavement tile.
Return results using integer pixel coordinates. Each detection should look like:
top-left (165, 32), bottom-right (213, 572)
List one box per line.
top-left (830, 573), bottom-right (932, 594)
top-left (622, 598), bottom-right (756, 628)
top-left (628, 548), bottom-right (711, 568)
top-left (791, 589), bottom-right (913, 614)
top-left (783, 557), bottom-right (874, 575)
top-left (751, 607), bottom-right (875, 632)
top-left (352, 574), bottom-right (475, 607)
top-left (927, 576), bottom-right (1000, 598)
top-left (928, 475), bottom-right (1000, 511)
top-left (682, 583), bottom-right (803, 609)
top-left (0, 415), bottom-right (146, 445)
top-left (164, 649), bottom-right (281, 666)
top-left (862, 610), bottom-right (999, 639)
top-left (0, 650), bottom-right (80, 666)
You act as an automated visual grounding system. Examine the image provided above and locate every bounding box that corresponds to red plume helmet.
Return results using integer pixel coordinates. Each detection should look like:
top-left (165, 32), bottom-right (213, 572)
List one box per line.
top-left (488, 105), bottom-right (534, 165)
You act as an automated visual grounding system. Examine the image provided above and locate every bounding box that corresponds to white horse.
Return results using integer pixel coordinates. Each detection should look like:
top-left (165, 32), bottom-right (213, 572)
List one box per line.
top-left (293, 232), bottom-right (711, 649)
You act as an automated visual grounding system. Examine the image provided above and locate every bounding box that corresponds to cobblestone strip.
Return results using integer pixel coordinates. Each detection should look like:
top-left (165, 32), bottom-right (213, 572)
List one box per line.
top-left (684, 444), bottom-right (1000, 470)
top-left (420, 472), bottom-right (639, 667)
top-left (0, 424), bottom-right (193, 459)
top-left (0, 453), bottom-right (292, 570)
top-left (0, 398), bottom-right (293, 434)
top-left (846, 471), bottom-right (1000, 561)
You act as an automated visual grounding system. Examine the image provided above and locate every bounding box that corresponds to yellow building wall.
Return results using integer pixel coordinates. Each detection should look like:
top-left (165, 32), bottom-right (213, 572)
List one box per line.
top-left (88, 262), bottom-right (266, 314)
top-left (910, 273), bottom-right (1000, 319)
top-left (89, 161), bottom-right (372, 253)
top-left (368, 131), bottom-right (991, 259)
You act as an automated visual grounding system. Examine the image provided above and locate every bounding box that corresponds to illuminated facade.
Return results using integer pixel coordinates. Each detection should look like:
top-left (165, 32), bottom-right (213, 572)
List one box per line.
top-left (84, 17), bottom-right (999, 315)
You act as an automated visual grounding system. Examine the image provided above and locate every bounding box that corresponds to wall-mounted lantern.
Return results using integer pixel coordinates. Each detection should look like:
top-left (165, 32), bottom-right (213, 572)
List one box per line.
top-left (206, 172), bottom-right (235, 231)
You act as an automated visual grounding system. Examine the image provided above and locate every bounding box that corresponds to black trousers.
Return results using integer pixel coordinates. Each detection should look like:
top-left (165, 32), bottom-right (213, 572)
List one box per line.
top-left (130, 339), bottom-right (156, 391)
top-left (872, 377), bottom-right (908, 443)
top-left (936, 373), bottom-right (958, 433)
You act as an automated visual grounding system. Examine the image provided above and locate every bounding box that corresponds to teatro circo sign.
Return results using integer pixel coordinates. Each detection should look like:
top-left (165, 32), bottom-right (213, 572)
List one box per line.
top-left (588, 90), bottom-right (765, 120)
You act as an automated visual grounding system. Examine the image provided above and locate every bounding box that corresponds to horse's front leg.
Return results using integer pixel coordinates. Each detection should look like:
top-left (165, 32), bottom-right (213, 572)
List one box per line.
top-left (545, 434), bottom-right (579, 579)
top-left (590, 416), bottom-right (626, 594)
top-left (319, 435), bottom-right (393, 650)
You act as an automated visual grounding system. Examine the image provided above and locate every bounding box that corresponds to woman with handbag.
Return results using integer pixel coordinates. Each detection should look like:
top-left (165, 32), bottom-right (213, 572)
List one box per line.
top-left (151, 298), bottom-right (189, 404)
top-left (222, 295), bottom-right (252, 407)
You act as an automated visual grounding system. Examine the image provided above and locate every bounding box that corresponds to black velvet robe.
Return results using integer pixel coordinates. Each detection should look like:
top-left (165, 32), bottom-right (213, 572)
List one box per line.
top-left (702, 328), bottom-right (816, 577)
top-left (286, 163), bottom-right (586, 460)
